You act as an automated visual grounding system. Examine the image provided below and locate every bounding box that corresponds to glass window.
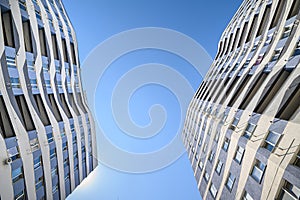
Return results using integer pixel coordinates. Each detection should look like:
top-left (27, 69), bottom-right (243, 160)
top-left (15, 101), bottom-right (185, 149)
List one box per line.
top-left (214, 131), bottom-right (220, 142)
top-left (226, 172), bottom-right (235, 191)
top-left (6, 56), bottom-right (16, 68)
top-left (35, 10), bottom-right (42, 20)
top-left (27, 60), bottom-right (35, 71)
top-left (242, 191), bottom-right (254, 200)
top-left (234, 146), bottom-right (245, 164)
top-left (209, 183), bottom-right (218, 198)
top-left (47, 132), bottom-right (54, 143)
top-left (292, 41), bottom-right (300, 57)
top-left (215, 160), bottom-right (223, 175)
top-left (251, 159), bottom-right (266, 183)
top-left (30, 79), bottom-right (38, 89)
top-left (52, 185), bottom-right (58, 193)
top-left (59, 24), bottom-right (64, 33)
top-left (50, 148), bottom-right (56, 159)
top-left (30, 138), bottom-right (40, 152)
top-left (202, 123), bottom-right (206, 132)
top-left (263, 131), bottom-right (281, 152)
top-left (35, 177), bottom-right (44, 190)
top-left (281, 26), bottom-right (292, 39)
top-left (82, 146), bottom-right (86, 155)
top-left (191, 146), bottom-right (195, 153)
top-left (209, 151), bottom-right (215, 163)
top-left (42, 63), bottom-right (48, 72)
top-left (70, 123), bottom-right (75, 132)
top-left (33, 156), bottom-right (41, 169)
top-left (243, 123), bottom-right (256, 139)
top-left (198, 161), bottom-right (204, 171)
top-left (52, 63), bottom-right (59, 74)
top-left (18, 0), bottom-right (27, 10)
top-left (221, 113), bottom-right (228, 123)
top-left (251, 44), bottom-right (258, 52)
top-left (208, 126), bottom-right (212, 135)
top-left (12, 167), bottom-right (23, 183)
top-left (279, 180), bottom-right (300, 200)
top-left (60, 126), bottom-right (66, 137)
top-left (15, 190), bottom-right (25, 200)
top-left (230, 117), bottom-right (239, 129)
top-left (198, 137), bottom-right (202, 147)
top-left (203, 143), bottom-right (207, 153)
top-left (62, 141), bottom-right (68, 151)
top-left (74, 150), bottom-right (78, 157)
top-left (10, 77), bottom-right (21, 88)
top-left (195, 153), bottom-right (199, 161)
top-left (48, 18), bottom-right (54, 28)
top-left (73, 135), bottom-right (77, 145)
top-left (51, 167), bottom-right (58, 177)
top-left (63, 158), bottom-right (69, 168)
top-left (194, 133), bottom-right (199, 141)
top-left (204, 170), bottom-right (210, 182)
top-left (264, 35), bottom-right (272, 46)
top-left (64, 173), bottom-right (70, 180)
top-left (222, 137), bottom-right (230, 152)
top-left (7, 146), bottom-right (19, 161)
top-left (255, 54), bottom-right (264, 65)
top-left (271, 49), bottom-right (282, 62)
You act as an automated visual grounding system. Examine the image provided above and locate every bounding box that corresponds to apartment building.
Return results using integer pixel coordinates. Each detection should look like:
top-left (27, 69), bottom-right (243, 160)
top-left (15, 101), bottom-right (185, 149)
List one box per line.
top-left (0, 0), bottom-right (97, 199)
top-left (183, 0), bottom-right (300, 199)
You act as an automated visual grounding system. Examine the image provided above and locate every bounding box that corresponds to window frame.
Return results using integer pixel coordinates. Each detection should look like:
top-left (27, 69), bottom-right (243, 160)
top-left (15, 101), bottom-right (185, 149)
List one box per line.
top-left (234, 146), bottom-right (245, 164)
top-left (214, 131), bottom-right (220, 142)
top-left (271, 48), bottom-right (282, 62)
top-left (209, 183), bottom-right (218, 199)
top-left (279, 180), bottom-right (300, 200)
top-left (230, 117), bottom-right (239, 130)
top-left (222, 137), bottom-right (230, 152)
top-left (242, 191), bottom-right (254, 200)
top-left (215, 159), bottom-right (223, 175)
top-left (250, 159), bottom-right (266, 183)
top-left (263, 131), bottom-right (281, 152)
top-left (243, 123), bottom-right (256, 139)
top-left (198, 161), bottom-right (204, 171)
top-left (204, 170), bottom-right (210, 182)
top-left (209, 151), bottom-right (215, 163)
top-left (12, 167), bottom-right (23, 183)
top-left (225, 172), bottom-right (236, 192)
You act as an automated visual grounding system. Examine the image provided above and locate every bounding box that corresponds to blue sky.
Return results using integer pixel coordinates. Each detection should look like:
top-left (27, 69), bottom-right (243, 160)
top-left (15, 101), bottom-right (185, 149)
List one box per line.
top-left (63, 1), bottom-right (242, 200)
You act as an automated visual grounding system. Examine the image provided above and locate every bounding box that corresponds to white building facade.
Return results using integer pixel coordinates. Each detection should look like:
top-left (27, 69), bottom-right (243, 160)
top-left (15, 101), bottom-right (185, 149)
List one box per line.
top-left (183, 0), bottom-right (300, 199)
top-left (0, 0), bottom-right (97, 199)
